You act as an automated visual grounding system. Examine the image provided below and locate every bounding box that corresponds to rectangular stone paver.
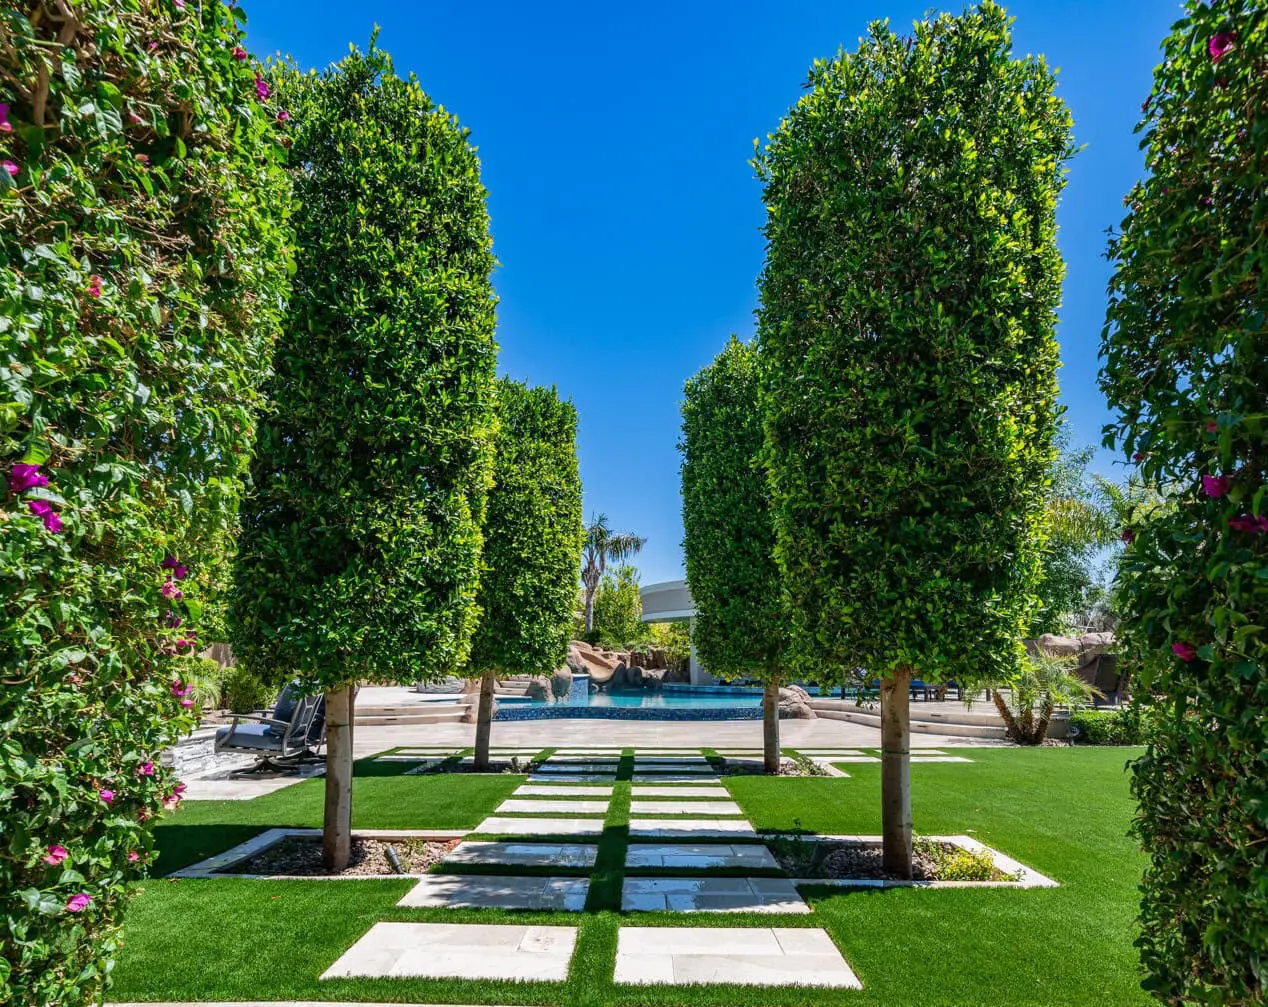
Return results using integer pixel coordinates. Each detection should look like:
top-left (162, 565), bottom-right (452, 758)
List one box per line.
top-left (475, 816), bottom-right (606, 836)
top-left (629, 800), bottom-right (744, 816)
top-left (628, 818), bottom-right (755, 838)
top-left (496, 799), bottom-right (609, 815)
top-left (614, 926), bottom-right (860, 987)
top-left (621, 877), bottom-right (810, 914)
top-left (322, 922), bottom-right (577, 981)
top-left (625, 843), bottom-right (779, 869)
top-left (444, 841), bottom-right (598, 868)
top-left (631, 773), bottom-right (721, 783)
top-left (534, 763), bottom-right (618, 774)
top-left (527, 773), bottom-right (616, 784)
top-left (516, 784), bottom-right (615, 797)
top-left (631, 785), bottom-right (730, 798)
top-left (812, 756), bottom-right (880, 764)
top-left (397, 874), bottom-right (590, 911)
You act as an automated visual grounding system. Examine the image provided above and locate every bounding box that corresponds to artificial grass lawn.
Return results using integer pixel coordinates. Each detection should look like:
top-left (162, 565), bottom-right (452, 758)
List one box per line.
top-left (110, 746), bottom-right (1148, 1006)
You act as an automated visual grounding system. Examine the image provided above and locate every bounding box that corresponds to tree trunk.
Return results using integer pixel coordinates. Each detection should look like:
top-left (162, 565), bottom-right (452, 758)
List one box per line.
top-left (583, 587), bottom-right (596, 633)
top-left (1034, 695), bottom-right (1055, 745)
top-left (991, 687), bottom-right (1021, 743)
top-left (763, 673), bottom-right (781, 774)
top-left (322, 683), bottom-right (355, 873)
top-left (880, 669), bottom-right (912, 880)
top-left (473, 667), bottom-right (496, 771)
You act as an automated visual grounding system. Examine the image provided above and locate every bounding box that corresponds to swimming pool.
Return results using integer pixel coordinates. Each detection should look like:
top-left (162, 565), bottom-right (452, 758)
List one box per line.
top-left (494, 684), bottom-right (766, 721)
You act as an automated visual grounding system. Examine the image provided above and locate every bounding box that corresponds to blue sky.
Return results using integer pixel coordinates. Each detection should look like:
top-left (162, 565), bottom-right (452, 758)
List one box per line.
top-left (244, 0), bottom-right (1180, 585)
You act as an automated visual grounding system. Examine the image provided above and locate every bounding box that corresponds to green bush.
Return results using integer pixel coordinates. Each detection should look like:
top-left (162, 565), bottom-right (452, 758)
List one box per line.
top-left (221, 666), bottom-right (272, 714)
top-left (591, 564), bottom-right (644, 649)
top-left (0, 3), bottom-right (291, 1004)
top-left (182, 657), bottom-right (228, 711)
top-left (1069, 707), bottom-right (1145, 746)
top-left (1102, 6), bottom-right (1267, 997)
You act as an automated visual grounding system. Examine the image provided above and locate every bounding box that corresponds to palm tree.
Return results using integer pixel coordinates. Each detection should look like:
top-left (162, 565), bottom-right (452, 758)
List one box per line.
top-left (581, 513), bottom-right (645, 634)
top-left (991, 653), bottom-right (1101, 744)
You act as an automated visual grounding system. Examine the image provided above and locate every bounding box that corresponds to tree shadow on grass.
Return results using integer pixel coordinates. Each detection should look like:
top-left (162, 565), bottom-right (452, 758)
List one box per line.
top-left (152, 823), bottom-right (279, 874)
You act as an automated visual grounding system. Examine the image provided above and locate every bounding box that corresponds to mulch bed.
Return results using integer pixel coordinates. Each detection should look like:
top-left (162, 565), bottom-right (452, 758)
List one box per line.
top-left (772, 839), bottom-right (1010, 881)
top-left (716, 757), bottom-right (830, 778)
top-left (422, 759), bottom-right (541, 775)
top-left (221, 836), bottom-right (459, 876)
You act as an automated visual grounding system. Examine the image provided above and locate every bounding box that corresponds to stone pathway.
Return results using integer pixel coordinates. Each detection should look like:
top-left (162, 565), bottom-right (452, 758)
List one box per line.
top-left (632, 784), bottom-right (729, 797)
top-left (621, 876), bottom-right (810, 913)
top-left (322, 923), bottom-right (577, 981)
top-left (495, 798), bottom-right (610, 815)
top-left (628, 818), bottom-right (756, 838)
top-left (516, 783), bottom-right (615, 797)
top-left (473, 817), bottom-right (606, 836)
top-left (629, 799), bottom-right (744, 815)
top-left (443, 841), bottom-right (598, 868)
top-left (624, 843), bottom-right (779, 869)
top-left (397, 874), bottom-right (589, 911)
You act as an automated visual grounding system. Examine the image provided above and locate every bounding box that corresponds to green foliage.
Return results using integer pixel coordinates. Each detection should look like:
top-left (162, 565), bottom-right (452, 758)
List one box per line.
top-left (469, 380), bottom-right (583, 675)
top-left (754, 3), bottom-right (1072, 687)
top-left (913, 838), bottom-right (1018, 882)
top-left (1100, 2), bottom-right (1268, 999)
top-left (182, 657), bottom-right (227, 711)
top-left (221, 666), bottom-right (272, 714)
top-left (644, 620), bottom-right (691, 667)
top-left (680, 336), bottom-right (789, 680)
top-left (990, 654), bottom-right (1100, 745)
top-left (580, 513), bottom-right (644, 633)
top-left (1069, 707), bottom-right (1145, 747)
top-left (591, 564), bottom-right (643, 649)
top-left (0, 2), bottom-right (292, 1002)
top-left (230, 41), bottom-right (498, 692)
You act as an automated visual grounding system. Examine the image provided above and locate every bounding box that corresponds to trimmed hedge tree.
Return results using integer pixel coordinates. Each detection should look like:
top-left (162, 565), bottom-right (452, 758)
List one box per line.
top-left (681, 336), bottom-right (789, 772)
top-left (0, 2), bottom-right (292, 1003)
top-left (230, 42), bottom-right (497, 871)
top-left (755, 3), bottom-right (1071, 876)
top-left (1101, 2), bottom-right (1267, 1000)
top-left (470, 380), bottom-right (584, 770)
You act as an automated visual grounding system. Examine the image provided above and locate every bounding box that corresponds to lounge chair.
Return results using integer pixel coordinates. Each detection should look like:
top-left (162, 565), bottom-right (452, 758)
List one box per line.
top-left (1075, 653), bottom-right (1122, 707)
top-left (214, 683), bottom-right (327, 769)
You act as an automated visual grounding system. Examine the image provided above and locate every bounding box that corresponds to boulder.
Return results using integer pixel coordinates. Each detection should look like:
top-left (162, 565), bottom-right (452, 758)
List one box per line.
top-left (1030, 634), bottom-right (1081, 658)
top-left (1078, 632), bottom-right (1116, 657)
top-left (640, 668), bottom-right (666, 690)
top-left (550, 668), bottom-right (572, 701)
top-left (524, 678), bottom-right (550, 702)
top-left (778, 685), bottom-right (816, 719)
top-left (663, 665), bottom-right (690, 685)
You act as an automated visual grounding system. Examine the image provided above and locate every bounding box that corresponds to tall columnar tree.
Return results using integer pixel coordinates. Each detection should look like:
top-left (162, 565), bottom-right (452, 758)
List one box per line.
top-left (230, 42), bottom-right (497, 871)
top-left (0, 3), bottom-right (292, 1003)
top-left (470, 380), bottom-right (584, 771)
top-left (580, 513), bottom-right (644, 633)
top-left (681, 336), bottom-right (790, 772)
top-left (1101, 3), bottom-right (1267, 1000)
top-left (755, 3), bottom-right (1071, 877)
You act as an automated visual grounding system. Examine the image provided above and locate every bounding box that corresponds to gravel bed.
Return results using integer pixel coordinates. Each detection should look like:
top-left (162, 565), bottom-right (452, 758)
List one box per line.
top-left (221, 836), bottom-right (459, 876)
top-left (772, 838), bottom-right (1011, 881)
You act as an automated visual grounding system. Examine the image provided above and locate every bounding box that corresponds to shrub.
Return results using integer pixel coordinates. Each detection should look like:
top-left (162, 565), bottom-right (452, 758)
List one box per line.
top-left (221, 666), bottom-right (272, 714)
top-left (591, 564), bottom-right (643, 649)
top-left (1101, 2), bottom-right (1267, 999)
top-left (1069, 707), bottom-right (1145, 747)
top-left (182, 657), bottom-right (228, 711)
top-left (0, 3), bottom-right (291, 1003)
top-left (754, 1), bottom-right (1071, 875)
top-left (230, 40), bottom-right (497, 870)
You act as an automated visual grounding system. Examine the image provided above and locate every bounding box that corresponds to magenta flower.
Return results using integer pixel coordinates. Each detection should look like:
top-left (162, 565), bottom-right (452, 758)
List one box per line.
top-left (65, 893), bottom-right (92, 913)
top-left (1202, 474), bottom-right (1233, 498)
top-left (147, 40), bottom-right (158, 52)
top-left (88, 275), bottom-right (103, 299)
top-left (99, 788), bottom-right (115, 804)
top-left (161, 554), bottom-right (180, 569)
top-left (137, 761), bottom-right (155, 776)
top-left (127, 850), bottom-right (140, 862)
top-left (233, 46), bottom-right (248, 61)
top-left (27, 499), bottom-right (51, 518)
top-left (174, 0), bottom-right (185, 8)
top-left (254, 74), bottom-right (271, 101)
top-left (276, 109), bottom-right (291, 123)
top-left (0, 103), bottom-right (11, 132)
top-left (160, 580), bottom-right (182, 600)
top-left (9, 463), bottom-right (47, 494)
top-left (135, 153), bottom-right (150, 166)
top-left (1132, 452), bottom-right (1146, 463)
top-left (43, 511), bottom-right (63, 533)
top-left (44, 844), bottom-right (69, 866)
top-left (1229, 514), bottom-right (1268, 534)
top-left (1171, 642), bottom-right (1198, 662)
top-left (128, 110), bottom-right (144, 125)
top-left (2, 160), bottom-right (17, 178)
top-left (181, 696), bottom-right (195, 708)
top-left (162, 784), bottom-right (186, 810)
top-left (171, 680), bottom-right (193, 697)
top-left (1206, 420), bottom-right (1218, 434)
top-left (66, 672), bottom-right (82, 685)
top-left (164, 612), bottom-right (182, 629)
top-left (1121, 528), bottom-right (1135, 544)
top-left (173, 564), bottom-right (188, 580)
top-left (1209, 32), bottom-right (1236, 63)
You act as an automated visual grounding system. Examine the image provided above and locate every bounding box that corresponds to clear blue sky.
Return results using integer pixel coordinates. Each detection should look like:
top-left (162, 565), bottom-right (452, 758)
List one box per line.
top-left (244, 0), bottom-right (1179, 585)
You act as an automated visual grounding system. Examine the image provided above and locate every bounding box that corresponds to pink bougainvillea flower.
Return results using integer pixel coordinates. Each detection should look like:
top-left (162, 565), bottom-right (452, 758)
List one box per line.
top-left (173, 564), bottom-right (188, 580)
top-left (1229, 514), bottom-right (1268, 534)
top-left (171, 680), bottom-right (193, 697)
top-left (88, 275), bottom-right (103, 298)
top-left (1171, 642), bottom-right (1198, 662)
top-left (233, 45), bottom-right (248, 60)
top-left (163, 784), bottom-right (186, 810)
top-left (128, 109), bottom-right (144, 125)
top-left (66, 893), bottom-right (92, 913)
top-left (66, 672), bottom-right (82, 685)
top-left (27, 499), bottom-right (51, 518)
top-left (160, 580), bottom-right (182, 600)
top-left (161, 554), bottom-right (180, 569)
top-left (2, 160), bottom-right (17, 178)
top-left (1121, 528), bottom-right (1135, 544)
top-left (0, 103), bottom-right (11, 132)
top-left (276, 109), bottom-right (291, 122)
top-left (1206, 420), bottom-right (1219, 433)
top-left (99, 788), bottom-right (115, 804)
top-left (173, 783), bottom-right (186, 798)
top-left (1202, 474), bottom-right (1233, 498)
top-left (9, 463), bottom-right (46, 495)
top-left (164, 612), bottom-right (182, 628)
top-left (44, 844), bottom-right (69, 866)
top-left (127, 850), bottom-right (140, 862)
top-left (137, 761), bottom-right (155, 776)
top-left (174, 0), bottom-right (185, 8)
top-left (147, 40), bottom-right (159, 51)
top-left (180, 697), bottom-right (195, 708)
top-left (1209, 32), bottom-right (1237, 63)
top-left (1132, 452), bottom-right (1145, 463)
top-left (254, 74), bottom-right (271, 100)
top-left (42, 510), bottom-right (63, 533)
top-left (135, 153), bottom-right (150, 166)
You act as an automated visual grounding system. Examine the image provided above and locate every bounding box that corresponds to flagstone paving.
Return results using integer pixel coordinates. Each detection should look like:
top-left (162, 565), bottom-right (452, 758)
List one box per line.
top-left (621, 876), bottom-right (810, 913)
top-left (630, 785), bottom-right (730, 797)
top-left (533, 763), bottom-right (619, 774)
top-left (527, 773), bottom-right (616, 783)
top-left (443, 841), bottom-right (599, 868)
top-left (322, 923), bottom-right (577, 981)
top-left (474, 816), bottom-right (607, 836)
top-left (515, 784), bottom-right (615, 797)
top-left (628, 818), bottom-right (756, 838)
top-left (397, 874), bottom-right (590, 911)
top-left (613, 927), bottom-right (861, 988)
top-left (624, 843), bottom-right (780, 869)
top-left (495, 798), bottom-right (610, 815)
top-left (629, 800), bottom-right (744, 815)
top-left (630, 773), bottom-right (722, 783)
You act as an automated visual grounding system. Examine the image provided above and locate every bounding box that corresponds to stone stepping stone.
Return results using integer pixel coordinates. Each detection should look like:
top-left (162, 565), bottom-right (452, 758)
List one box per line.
top-left (625, 843), bottom-right (779, 870)
top-left (614, 926), bottom-right (861, 987)
top-left (622, 877), bottom-right (810, 914)
top-left (628, 819), bottom-right (755, 838)
top-left (443, 840), bottom-right (598, 868)
top-left (397, 874), bottom-right (590, 911)
top-left (475, 816), bottom-right (606, 836)
top-left (545, 755), bottom-right (622, 763)
top-left (631, 773), bottom-right (722, 783)
top-left (634, 757), bottom-right (710, 766)
top-left (810, 756), bottom-right (880, 764)
top-left (631, 785), bottom-right (729, 798)
top-left (322, 922), bottom-right (577, 981)
top-left (516, 784), bottom-right (615, 797)
top-left (528, 774), bottom-right (616, 784)
top-left (629, 800), bottom-right (745, 816)
top-left (496, 798), bottom-right (610, 815)
top-left (535, 762), bottom-right (619, 773)
top-left (457, 755), bottom-right (539, 765)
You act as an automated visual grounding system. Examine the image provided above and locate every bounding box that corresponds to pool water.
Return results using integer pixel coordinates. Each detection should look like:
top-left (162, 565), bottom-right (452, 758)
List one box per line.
top-left (498, 686), bottom-right (763, 710)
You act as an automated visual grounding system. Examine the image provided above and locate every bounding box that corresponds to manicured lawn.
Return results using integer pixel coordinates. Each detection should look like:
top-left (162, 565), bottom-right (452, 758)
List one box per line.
top-left (110, 746), bottom-right (1148, 1006)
